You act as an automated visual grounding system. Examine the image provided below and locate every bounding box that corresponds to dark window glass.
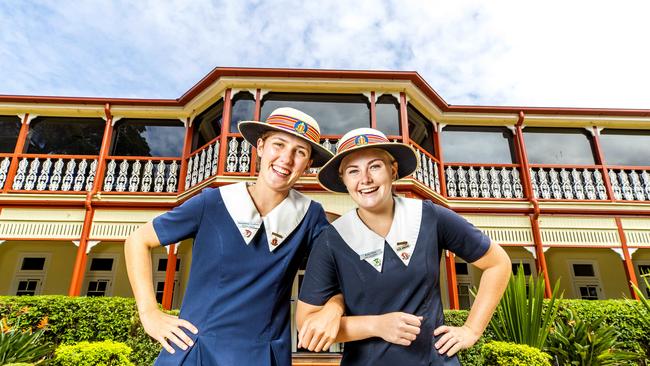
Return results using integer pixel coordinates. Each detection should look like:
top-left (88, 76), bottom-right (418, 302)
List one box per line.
top-left (579, 285), bottom-right (599, 300)
top-left (0, 115), bottom-right (21, 153)
top-left (442, 126), bottom-right (516, 164)
top-left (261, 93), bottom-right (370, 135)
top-left (111, 119), bottom-right (184, 157)
top-left (455, 262), bottom-right (469, 275)
top-left (157, 258), bottom-right (181, 272)
top-left (376, 95), bottom-right (400, 136)
top-left (639, 264), bottom-right (650, 275)
top-left (572, 263), bottom-right (595, 277)
top-left (512, 262), bottom-right (532, 276)
top-left (457, 283), bottom-right (471, 310)
top-left (21, 257), bottom-right (45, 271)
top-left (26, 117), bottom-right (104, 155)
top-left (230, 92), bottom-right (255, 133)
top-left (86, 280), bottom-right (109, 296)
top-left (524, 128), bottom-right (595, 165)
top-left (155, 281), bottom-right (165, 303)
top-left (599, 129), bottom-right (650, 166)
top-left (192, 99), bottom-right (223, 150)
top-left (407, 104), bottom-right (434, 156)
top-left (16, 279), bottom-right (39, 296)
top-left (89, 258), bottom-right (114, 271)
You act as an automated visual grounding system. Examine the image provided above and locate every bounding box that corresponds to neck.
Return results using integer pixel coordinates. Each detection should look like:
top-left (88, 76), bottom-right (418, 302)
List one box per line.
top-left (247, 180), bottom-right (289, 217)
top-left (357, 197), bottom-right (395, 237)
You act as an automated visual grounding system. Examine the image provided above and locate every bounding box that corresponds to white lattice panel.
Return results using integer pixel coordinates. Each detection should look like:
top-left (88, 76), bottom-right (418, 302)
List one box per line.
top-left (0, 208), bottom-right (85, 239)
top-left (89, 223), bottom-right (143, 240)
top-left (620, 218), bottom-right (650, 247)
top-left (538, 216), bottom-right (617, 229)
top-left (90, 209), bottom-right (166, 240)
top-left (461, 215), bottom-right (533, 245)
top-left (540, 228), bottom-right (620, 246)
top-left (481, 228), bottom-right (533, 245)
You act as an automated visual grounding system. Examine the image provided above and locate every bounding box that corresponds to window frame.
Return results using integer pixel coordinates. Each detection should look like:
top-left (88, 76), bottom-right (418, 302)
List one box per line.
top-left (83, 254), bottom-right (117, 297)
top-left (568, 260), bottom-right (604, 300)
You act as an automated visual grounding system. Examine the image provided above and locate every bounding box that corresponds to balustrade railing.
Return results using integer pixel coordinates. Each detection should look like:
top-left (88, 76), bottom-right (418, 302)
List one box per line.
top-left (10, 155), bottom-right (99, 192)
top-left (102, 157), bottom-right (180, 193)
top-left (185, 138), bottom-right (220, 189)
top-left (607, 167), bottom-right (650, 201)
top-left (307, 137), bottom-right (338, 175)
top-left (529, 165), bottom-right (608, 200)
top-left (223, 136), bottom-right (253, 175)
top-left (0, 154), bottom-right (12, 190)
top-left (445, 164), bottom-right (524, 199)
top-left (409, 142), bottom-right (441, 194)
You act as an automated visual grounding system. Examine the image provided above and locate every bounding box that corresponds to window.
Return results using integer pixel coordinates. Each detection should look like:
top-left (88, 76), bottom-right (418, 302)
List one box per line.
top-left (84, 255), bottom-right (116, 297)
top-left (454, 258), bottom-right (474, 310)
top-left (230, 92), bottom-right (256, 133)
top-left (16, 279), bottom-right (41, 296)
top-left (376, 95), bottom-right (400, 136)
top-left (569, 261), bottom-right (602, 300)
top-left (455, 262), bottom-right (469, 275)
top-left (192, 99), bottom-right (223, 150)
top-left (407, 104), bottom-right (434, 156)
top-left (89, 258), bottom-right (114, 271)
top-left (442, 126), bottom-right (516, 164)
top-left (87, 280), bottom-right (110, 297)
top-left (457, 283), bottom-right (472, 310)
top-left (261, 93), bottom-right (370, 136)
top-left (512, 262), bottom-right (532, 276)
top-left (636, 263), bottom-right (650, 297)
top-left (599, 129), bottom-right (650, 166)
top-left (524, 128), bottom-right (596, 165)
top-left (12, 254), bottom-right (49, 296)
top-left (157, 258), bottom-right (181, 272)
top-left (0, 115), bottom-right (21, 153)
top-left (26, 117), bottom-right (104, 155)
top-left (153, 255), bottom-right (183, 308)
top-left (111, 119), bottom-right (184, 157)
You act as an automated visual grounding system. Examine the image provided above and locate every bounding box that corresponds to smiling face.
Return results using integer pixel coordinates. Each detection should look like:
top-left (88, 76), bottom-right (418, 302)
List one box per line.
top-left (256, 131), bottom-right (313, 193)
top-left (339, 148), bottom-right (398, 214)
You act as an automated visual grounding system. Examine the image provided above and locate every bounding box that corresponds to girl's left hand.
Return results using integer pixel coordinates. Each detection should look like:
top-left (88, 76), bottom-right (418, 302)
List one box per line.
top-left (298, 305), bottom-right (342, 352)
top-left (433, 325), bottom-right (480, 356)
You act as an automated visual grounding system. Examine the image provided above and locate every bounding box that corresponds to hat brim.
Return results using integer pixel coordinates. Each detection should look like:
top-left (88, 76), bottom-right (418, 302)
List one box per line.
top-left (317, 143), bottom-right (420, 193)
top-left (238, 121), bottom-right (333, 167)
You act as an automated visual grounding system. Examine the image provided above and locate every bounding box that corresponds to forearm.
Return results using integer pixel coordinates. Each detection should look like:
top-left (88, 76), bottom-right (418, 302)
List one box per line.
top-left (336, 315), bottom-right (379, 343)
top-left (464, 258), bottom-right (510, 335)
top-left (124, 231), bottom-right (158, 315)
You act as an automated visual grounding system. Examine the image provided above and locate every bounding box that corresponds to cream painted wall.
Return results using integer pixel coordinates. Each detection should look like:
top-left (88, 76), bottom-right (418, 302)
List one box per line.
top-left (0, 240), bottom-right (77, 295)
top-left (545, 247), bottom-right (629, 299)
top-left (86, 241), bottom-right (133, 297)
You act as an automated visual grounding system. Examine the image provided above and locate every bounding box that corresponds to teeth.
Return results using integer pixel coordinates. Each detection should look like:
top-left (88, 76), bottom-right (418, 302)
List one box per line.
top-left (359, 187), bottom-right (378, 194)
top-left (273, 165), bottom-right (290, 175)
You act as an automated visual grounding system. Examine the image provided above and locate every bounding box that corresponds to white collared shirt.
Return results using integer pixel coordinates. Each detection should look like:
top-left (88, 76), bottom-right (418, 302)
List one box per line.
top-left (220, 182), bottom-right (312, 252)
top-left (332, 196), bottom-right (422, 272)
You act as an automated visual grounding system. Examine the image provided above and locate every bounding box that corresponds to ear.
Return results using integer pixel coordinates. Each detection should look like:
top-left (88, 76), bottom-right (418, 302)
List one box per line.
top-left (303, 159), bottom-right (314, 174)
top-left (256, 137), bottom-right (265, 157)
top-left (391, 161), bottom-right (398, 180)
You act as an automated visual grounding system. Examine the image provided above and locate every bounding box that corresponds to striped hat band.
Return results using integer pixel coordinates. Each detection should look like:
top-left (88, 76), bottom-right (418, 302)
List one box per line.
top-left (337, 134), bottom-right (390, 153)
top-left (266, 114), bottom-right (320, 144)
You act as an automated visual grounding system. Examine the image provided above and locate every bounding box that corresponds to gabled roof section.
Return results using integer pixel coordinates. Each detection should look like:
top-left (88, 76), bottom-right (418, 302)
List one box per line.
top-left (1, 67), bottom-right (650, 117)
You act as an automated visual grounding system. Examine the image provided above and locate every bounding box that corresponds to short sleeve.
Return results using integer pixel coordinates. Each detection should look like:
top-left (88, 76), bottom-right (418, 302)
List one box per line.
top-left (308, 203), bottom-right (331, 249)
top-left (299, 228), bottom-right (341, 306)
top-left (429, 201), bottom-right (491, 263)
top-left (152, 190), bottom-right (207, 246)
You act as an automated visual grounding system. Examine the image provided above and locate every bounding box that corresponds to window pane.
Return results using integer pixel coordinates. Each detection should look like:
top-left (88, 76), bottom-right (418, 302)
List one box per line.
top-left (192, 99), bottom-right (223, 150)
top-left (639, 264), bottom-right (650, 275)
top-left (230, 92), bottom-right (255, 133)
top-left (26, 117), bottom-right (104, 155)
top-left (407, 104), bottom-right (434, 156)
top-left (0, 115), bottom-right (21, 153)
top-left (573, 264), bottom-right (595, 277)
top-left (261, 93), bottom-right (370, 136)
top-left (21, 257), bottom-right (45, 271)
top-left (112, 119), bottom-right (184, 157)
top-left (455, 262), bottom-right (469, 275)
top-left (599, 129), bottom-right (650, 166)
top-left (157, 258), bottom-right (180, 271)
top-left (512, 262), bottom-right (532, 276)
top-left (90, 258), bottom-right (114, 271)
top-left (442, 126), bottom-right (516, 164)
top-left (376, 95), bottom-right (400, 136)
top-left (524, 128), bottom-right (595, 165)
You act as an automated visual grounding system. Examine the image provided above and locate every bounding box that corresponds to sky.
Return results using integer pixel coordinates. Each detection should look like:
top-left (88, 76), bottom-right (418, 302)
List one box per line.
top-left (1, 0), bottom-right (649, 109)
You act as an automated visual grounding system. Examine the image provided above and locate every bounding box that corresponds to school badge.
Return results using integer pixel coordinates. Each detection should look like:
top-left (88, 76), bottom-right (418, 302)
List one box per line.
top-left (293, 120), bottom-right (308, 135)
top-left (354, 135), bottom-right (368, 146)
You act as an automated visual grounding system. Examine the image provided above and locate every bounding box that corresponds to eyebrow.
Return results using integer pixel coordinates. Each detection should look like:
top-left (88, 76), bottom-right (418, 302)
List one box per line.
top-left (344, 158), bottom-right (384, 170)
top-left (269, 136), bottom-right (310, 151)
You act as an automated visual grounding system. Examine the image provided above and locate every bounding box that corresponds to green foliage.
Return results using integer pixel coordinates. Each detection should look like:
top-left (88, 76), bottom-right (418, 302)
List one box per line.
top-left (0, 309), bottom-right (54, 365)
top-left (630, 272), bottom-right (650, 359)
top-left (52, 341), bottom-right (134, 366)
top-left (481, 341), bottom-right (552, 366)
top-left (0, 296), bottom-right (164, 365)
top-left (547, 307), bottom-right (643, 365)
top-left (489, 265), bottom-right (561, 349)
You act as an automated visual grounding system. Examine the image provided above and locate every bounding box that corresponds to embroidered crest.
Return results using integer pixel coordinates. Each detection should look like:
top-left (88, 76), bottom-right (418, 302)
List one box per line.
top-left (354, 135), bottom-right (368, 146)
top-left (244, 229), bottom-right (252, 238)
top-left (401, 252), bottom-right (410, 260)
top-left (271, 238), bottom-right (278, 246)
top-left (372, 258), bottom-right (382, 267)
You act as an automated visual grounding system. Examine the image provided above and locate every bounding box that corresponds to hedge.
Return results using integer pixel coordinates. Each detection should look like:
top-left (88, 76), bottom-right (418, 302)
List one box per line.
top-left (1, 296), bottom-right (648, 365)
top-left (481, 341), bottom-right (552, 366)
top-left (52, 341), bottom-right (134, 366)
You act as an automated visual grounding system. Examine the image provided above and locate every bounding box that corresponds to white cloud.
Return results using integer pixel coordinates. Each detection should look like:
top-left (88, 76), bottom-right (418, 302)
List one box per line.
top-left (0, 0), bottom-right (649, 109)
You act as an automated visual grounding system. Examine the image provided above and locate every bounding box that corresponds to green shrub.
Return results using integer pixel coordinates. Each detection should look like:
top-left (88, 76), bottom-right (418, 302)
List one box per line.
top-left (52, 341), bottom-right (133, 366)
top-left (482, 341), bottom-right (552, 366)
top-left (444, 309), bottom-right (491, 366)
top-left (490, 265), bottom-right (561, 349)
top-left (547, 307), bottom-right (643, 365)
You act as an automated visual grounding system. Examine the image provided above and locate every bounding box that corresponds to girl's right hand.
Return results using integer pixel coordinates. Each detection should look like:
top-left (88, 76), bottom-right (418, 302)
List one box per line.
top-left (373, 312), bottom-right (422, 346)
top-left (139, 308), bottom-right (199, 354)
